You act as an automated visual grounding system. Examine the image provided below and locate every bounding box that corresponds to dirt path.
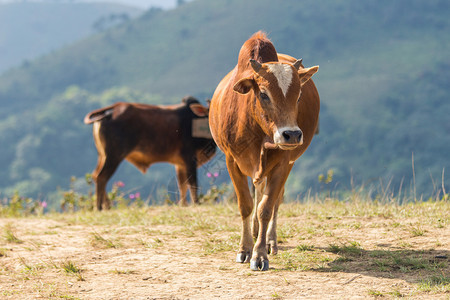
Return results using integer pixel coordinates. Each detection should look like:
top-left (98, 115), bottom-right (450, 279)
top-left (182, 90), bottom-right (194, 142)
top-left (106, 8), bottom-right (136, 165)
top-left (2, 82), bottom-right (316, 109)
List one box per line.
top-left (0, 202), bottom-right (449, 299)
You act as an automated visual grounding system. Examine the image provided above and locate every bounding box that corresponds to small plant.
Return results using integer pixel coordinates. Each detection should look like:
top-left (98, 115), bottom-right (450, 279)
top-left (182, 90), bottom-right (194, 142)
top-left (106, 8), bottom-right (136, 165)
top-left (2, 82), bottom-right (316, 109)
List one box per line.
top-left (271, 292), bottom-right (283, 299)
top-left (318, 169), bottom-right (334, 184)
top-left (61, 261), bottom-right (80, 274)
top-left (296, 244), bottom-right (314, 252)
top-left (367, 289), bottom-right (384, 297)
top-left (387, 289), bottom-right (403, 297)
top-left (3, 224), bottom-right (23, 244)
top-left (61, 260), bottom-right (85, 281)
top-left (125, 191), bottom-right (144, 208)
top-left (61, 175), bottom-right (94, 212)
top-left (110, 269), bottom-right (137, 275)
top-left (109, 181), bottom-right (129, 208)
top-left (150, 238), bottom-right (163, 248)
top-left (409, 224), bottom-right (426, 237)
top-left (318, 169), bottom-right (335, 198)
top-left (327, 242), bottom-right (362, 256)
top-left (328, 244), bottom-right (341, 254)
top-left (18, 257), bottom-right (44, 274)
top-left (418, 274), bottom-right (450, 292)
top-left (392, 256), bottom-right (429, 271)
top-left (200, 182), bottom-right (230, 204)
top-left (89, 232), bottom-right (119, 249)
top-left (0, 192), bottom-right (44, 216)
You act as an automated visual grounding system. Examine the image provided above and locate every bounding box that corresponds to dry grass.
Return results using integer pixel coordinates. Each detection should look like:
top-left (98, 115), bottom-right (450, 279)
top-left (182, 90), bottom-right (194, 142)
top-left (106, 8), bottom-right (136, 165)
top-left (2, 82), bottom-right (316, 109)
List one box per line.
top-left (0, 198), bottom-right (448, 299)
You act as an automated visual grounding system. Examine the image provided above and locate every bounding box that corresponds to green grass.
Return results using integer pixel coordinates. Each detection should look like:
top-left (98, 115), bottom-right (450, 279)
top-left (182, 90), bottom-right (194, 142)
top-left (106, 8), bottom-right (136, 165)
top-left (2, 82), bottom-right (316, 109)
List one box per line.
top-left (367, 289), bottom-right (384, 297)
top-left (89, 231), bottom-right (120, 249)
top-left (61, 260), bottom-right (85, 281)
top-left (61, 260), bottom-right (80, 274)
top-left (409, 224), bottom-right (426, 237)
top-left (296, 244), bottom-right (314, 252)
top-left (3, 224), bottom-right (23, 244)
top-left (418, 274), bottom-right (450, 293)
top-left (327, 242), bottom-right (363, 256)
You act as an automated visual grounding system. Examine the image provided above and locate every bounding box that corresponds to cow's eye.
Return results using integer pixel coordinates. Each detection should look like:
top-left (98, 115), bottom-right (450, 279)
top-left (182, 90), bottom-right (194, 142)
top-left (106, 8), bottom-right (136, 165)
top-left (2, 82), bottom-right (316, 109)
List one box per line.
top-left (260, 92), bottom-right (270, 102)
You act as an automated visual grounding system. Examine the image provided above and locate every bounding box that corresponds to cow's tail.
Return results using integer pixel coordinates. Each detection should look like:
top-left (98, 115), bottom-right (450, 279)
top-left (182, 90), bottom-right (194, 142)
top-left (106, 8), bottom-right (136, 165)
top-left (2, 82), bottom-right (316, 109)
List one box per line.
top-left (84, 105), bottom-right (115, 124)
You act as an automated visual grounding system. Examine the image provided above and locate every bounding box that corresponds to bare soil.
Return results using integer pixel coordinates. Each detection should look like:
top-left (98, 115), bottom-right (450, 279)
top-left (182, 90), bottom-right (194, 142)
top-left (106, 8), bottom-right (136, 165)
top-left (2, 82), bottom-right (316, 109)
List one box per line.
top-left (0, 202), bottom-right (449, 299)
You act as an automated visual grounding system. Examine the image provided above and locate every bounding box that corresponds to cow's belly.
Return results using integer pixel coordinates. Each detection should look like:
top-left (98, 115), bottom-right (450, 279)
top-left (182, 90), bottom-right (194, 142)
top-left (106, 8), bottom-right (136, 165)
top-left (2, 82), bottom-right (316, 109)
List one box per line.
top-left (126, 150), bottom-right (183, 173)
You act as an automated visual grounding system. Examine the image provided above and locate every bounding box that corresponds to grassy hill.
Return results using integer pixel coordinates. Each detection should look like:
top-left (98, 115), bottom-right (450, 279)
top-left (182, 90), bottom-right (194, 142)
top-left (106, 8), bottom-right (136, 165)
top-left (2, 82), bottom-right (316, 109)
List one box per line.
top-left (0, 0), bottom-right (449, 203)
top-left (0, 1), bottom-right (142, 73)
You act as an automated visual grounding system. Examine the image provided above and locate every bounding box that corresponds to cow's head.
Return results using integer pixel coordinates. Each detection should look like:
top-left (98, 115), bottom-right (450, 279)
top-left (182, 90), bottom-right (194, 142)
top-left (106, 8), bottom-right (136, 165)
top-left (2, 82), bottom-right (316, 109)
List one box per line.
top-left (233, 59), bottom-right (318, 150)
top-left (182, 96), bottom-right (209, 118)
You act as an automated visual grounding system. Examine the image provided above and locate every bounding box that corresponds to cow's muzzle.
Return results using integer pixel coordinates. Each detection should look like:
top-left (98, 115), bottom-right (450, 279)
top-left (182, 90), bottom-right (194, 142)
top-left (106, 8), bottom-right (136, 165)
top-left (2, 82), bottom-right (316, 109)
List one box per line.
top-left (274, 127), bottom-right (304, 150)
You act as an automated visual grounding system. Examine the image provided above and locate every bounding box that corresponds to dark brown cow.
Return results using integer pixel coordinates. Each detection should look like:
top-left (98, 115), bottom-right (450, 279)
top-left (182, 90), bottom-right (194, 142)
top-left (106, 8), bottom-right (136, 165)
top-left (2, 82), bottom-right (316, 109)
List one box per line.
top-left (209, 32), bottom-right (319, 271)
top-left (84, 96), bottom-right (216, 210)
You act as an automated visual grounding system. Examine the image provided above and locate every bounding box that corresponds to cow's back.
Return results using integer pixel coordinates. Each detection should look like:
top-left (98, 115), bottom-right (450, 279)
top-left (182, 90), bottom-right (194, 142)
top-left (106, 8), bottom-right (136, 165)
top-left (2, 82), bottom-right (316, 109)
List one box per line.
top-left (98, 103), bottom-right (184, 171)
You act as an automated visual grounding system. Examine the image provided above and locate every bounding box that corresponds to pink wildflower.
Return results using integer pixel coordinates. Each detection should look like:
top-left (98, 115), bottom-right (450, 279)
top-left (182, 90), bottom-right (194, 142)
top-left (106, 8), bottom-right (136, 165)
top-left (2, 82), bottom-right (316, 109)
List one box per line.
top-left (41, 201), bottom-right (48, 208)
top-left (115, 181), bottom-right (125, 188)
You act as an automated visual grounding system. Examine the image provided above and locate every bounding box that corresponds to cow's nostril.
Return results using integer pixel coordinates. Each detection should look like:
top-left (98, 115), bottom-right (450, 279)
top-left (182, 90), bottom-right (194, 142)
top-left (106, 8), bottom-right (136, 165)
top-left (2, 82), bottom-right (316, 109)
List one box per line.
top-left (282, 130), bottom-right (302, 143)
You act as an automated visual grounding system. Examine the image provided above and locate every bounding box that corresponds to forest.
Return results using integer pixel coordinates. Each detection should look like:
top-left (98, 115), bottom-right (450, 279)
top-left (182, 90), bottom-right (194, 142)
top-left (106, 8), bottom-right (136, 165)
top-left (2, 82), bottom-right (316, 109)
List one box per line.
top-left (0, 0), bottom-right (449, 207)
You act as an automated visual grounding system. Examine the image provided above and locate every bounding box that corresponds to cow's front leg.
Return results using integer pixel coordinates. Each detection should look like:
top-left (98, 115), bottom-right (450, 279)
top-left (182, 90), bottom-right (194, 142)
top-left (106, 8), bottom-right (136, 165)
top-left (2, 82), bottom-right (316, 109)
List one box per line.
top-left (251, 169), bottom-right (289, 271)
top-left (226, 157), bottom-right (253, 263)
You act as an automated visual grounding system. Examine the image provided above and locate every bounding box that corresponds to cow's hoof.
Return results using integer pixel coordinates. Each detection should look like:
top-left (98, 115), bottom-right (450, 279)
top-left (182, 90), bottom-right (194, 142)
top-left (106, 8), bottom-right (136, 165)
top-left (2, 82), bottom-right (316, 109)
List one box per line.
top-left (236, 252), bottom-right (251, 263)
top-left (250, 259), bottom-right (269, 271)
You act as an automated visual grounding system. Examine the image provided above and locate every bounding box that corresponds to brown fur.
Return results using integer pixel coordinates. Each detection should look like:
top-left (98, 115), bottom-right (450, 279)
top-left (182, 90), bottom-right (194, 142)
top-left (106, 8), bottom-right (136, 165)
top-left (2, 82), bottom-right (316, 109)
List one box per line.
top-left (209, 32), bottom-right (319, 270)
top-left (85, 97), bottom-right (216, 210)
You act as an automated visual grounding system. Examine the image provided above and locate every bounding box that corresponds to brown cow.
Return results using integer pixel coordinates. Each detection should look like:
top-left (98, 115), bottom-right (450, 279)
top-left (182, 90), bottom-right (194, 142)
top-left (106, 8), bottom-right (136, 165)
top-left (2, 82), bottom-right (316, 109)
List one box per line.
top-left (84, 96), bottom-right (216, 210)
top-left (209, 32), bottom-right (319, 271)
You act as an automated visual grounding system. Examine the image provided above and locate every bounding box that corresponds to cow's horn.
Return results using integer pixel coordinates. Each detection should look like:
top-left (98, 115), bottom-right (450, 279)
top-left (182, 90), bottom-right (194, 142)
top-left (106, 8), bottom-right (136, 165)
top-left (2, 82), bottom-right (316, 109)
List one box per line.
top-left (293, 59), bottom-right (303, 70)
top-left (250, 59), bottom-right (262, 72)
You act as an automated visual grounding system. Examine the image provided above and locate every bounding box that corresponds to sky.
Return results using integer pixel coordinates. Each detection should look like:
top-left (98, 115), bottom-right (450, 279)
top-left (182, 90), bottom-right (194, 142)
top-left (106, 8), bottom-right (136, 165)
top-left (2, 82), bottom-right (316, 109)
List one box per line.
top-left (0, 0), bottom-right (180, 9)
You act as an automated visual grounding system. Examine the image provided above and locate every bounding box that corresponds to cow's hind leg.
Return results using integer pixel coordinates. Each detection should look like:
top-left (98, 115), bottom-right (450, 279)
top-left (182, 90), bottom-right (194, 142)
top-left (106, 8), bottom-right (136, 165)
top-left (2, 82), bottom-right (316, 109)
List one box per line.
top-left (186, 161), bottom-right (199, 204)
top-left (93, 156), bottom-right (121, 211)
top-left (226, 157), bottom-right (254, 264)
top-left (252, 179), bottom-right (266, 240)
top-left (267, 188), bottom-right (283, 255)
top-left (176, 165), bottom-right (189, 206)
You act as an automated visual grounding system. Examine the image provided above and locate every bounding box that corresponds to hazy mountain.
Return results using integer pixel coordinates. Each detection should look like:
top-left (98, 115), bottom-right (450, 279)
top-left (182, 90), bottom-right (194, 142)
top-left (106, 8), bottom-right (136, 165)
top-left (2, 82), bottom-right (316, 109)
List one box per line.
top-left (0, 1), bottom-right (142, 73)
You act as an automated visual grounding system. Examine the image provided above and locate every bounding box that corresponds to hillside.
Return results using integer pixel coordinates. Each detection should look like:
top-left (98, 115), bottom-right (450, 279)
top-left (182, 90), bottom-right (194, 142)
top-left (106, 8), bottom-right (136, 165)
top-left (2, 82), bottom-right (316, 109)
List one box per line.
top-left (0, 0), bottom-right (449, 203)
top-left (0, 1), bottom-right (142, 73)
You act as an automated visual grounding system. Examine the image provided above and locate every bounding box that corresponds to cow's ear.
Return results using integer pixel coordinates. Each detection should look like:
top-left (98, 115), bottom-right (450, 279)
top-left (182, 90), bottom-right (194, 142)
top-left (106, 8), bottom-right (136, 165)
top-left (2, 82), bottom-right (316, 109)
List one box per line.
top-left (233, 77), bottom-right (255, 94)
top-left (298, 66), bottom-right (319, 86)
top-left (189, 103), bottom-right (208, 117)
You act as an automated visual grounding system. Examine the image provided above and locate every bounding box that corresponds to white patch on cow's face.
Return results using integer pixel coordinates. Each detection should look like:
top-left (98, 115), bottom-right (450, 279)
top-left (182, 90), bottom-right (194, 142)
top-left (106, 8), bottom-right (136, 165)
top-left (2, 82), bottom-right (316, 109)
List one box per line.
top-left (267, 64), bottom-right (294, 97)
